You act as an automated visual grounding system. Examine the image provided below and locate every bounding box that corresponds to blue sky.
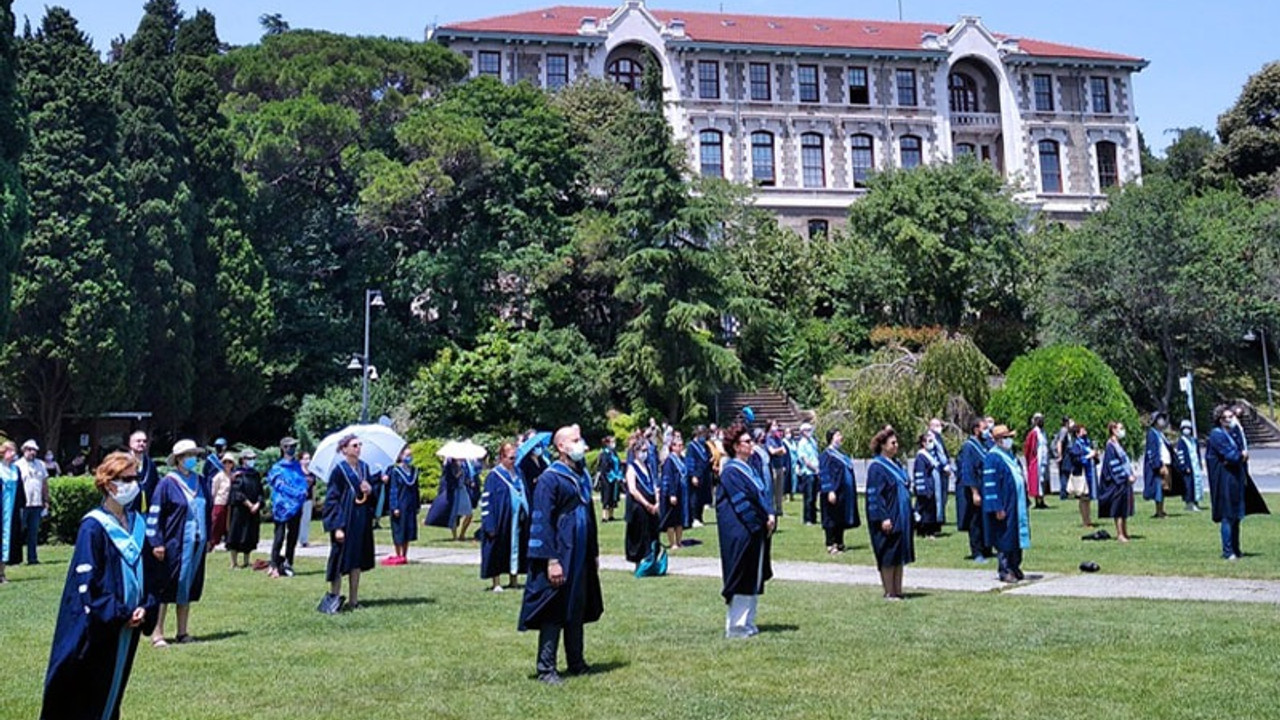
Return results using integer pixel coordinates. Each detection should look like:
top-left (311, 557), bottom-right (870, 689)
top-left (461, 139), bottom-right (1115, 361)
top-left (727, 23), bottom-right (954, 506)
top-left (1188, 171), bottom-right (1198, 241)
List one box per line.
top-left (10, 0), bottom-right (1277, 154)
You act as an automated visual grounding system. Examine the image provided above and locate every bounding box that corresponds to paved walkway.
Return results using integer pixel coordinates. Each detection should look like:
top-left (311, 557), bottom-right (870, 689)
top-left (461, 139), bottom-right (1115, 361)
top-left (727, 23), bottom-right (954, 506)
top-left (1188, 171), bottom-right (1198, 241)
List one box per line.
top-left (288, 542), bottom-right (1280, 605)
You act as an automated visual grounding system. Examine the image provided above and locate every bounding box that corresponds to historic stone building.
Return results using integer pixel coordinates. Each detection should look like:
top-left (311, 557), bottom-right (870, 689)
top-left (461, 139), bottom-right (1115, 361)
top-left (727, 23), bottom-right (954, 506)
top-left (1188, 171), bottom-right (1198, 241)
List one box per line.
top-left (431, 1), bottom-right (1147, 232)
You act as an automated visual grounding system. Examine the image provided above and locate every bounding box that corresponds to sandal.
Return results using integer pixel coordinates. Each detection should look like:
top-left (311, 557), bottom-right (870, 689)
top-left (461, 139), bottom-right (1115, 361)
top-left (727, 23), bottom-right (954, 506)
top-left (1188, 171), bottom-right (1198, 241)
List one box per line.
top-left (151, 637), bottom-right (169, 649)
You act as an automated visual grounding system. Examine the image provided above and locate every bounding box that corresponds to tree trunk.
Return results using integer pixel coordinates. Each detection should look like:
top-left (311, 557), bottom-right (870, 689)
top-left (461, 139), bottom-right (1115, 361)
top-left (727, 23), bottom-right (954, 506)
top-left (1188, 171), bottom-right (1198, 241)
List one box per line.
top-left (1160, 329), bottom-right (1179, 415)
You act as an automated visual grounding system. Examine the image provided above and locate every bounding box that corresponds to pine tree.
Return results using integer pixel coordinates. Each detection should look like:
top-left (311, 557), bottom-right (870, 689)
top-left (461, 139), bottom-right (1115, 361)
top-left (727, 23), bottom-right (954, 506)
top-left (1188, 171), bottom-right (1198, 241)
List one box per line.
top-left (0, 0), bottom-right (28, 341)
top-left (7, 7), bottom-right (132, 448)
top-left (115, 0), bottom-right (197, 428)
top-left (175, 9), bottom-right (273, 437)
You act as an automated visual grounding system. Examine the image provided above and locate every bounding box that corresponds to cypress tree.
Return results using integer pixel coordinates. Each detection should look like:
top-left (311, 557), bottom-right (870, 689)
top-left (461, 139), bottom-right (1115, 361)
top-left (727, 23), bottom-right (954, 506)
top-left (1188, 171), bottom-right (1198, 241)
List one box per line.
top-left (0, 0), bottom-right (28, 341)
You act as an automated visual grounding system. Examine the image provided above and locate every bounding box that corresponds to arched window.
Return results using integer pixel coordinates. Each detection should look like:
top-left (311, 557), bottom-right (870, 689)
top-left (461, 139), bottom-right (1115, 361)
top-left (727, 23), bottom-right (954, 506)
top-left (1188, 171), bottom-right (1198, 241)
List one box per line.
top-left (1096, 140), bottom-right (1119, 189)
top-left (699, 130), bottom-right (724, 178)
top-left (1039, 139), bottom-right (1062, 193)
top-left (850, 134), bottom-right (875, 188)
top-left (607, 58), bottom-right (642, 90)
top-left (949, 73), bottom-right (978, 113)
top-left (751, 131), bottom-right (775, 186)
top-left (801, 133), bottom-right (825, 188)
top-left (955, 142), bottom-right (977, 157)
top-left (900, 135), bottom-right (922, 169)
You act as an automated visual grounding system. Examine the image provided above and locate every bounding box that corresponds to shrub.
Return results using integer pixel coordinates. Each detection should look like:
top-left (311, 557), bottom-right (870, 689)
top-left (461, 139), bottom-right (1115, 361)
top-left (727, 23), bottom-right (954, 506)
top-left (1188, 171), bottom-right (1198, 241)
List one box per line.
top-left (48, 476), bottom-right (100, 545)
top-left (869, 325), bottom-right (945, 352)
top-left (409, 438), bottom-right (446, 502)
top-left (987, 345), bottom-right (1141, 453)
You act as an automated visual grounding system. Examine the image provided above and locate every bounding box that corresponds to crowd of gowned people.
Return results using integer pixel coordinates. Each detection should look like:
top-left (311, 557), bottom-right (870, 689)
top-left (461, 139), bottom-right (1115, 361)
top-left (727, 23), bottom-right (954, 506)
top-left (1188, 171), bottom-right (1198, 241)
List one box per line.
top-left (28, 400), bottom-right (1269, 714)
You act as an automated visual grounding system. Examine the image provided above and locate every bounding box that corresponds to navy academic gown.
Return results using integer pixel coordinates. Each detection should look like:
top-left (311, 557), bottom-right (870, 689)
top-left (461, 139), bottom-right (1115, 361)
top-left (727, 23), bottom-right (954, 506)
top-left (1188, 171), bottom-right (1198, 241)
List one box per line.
top-left (519, 461), bottom-right (603, 631)
top-left (749, 444), bottom-right (769, 483)
top-left (955, 437), bottom-right (987, 533)
top-left (819, 447), bottom-right (860, 530)
top-left (480, 466), bottom-right (530, 579)
top-left (982, 447), bottom-right (1031, 554)
top-left (137, 455), bottom-right (160, 512)
top-left (1098, 440), bottom-right (1134, 519)
top-left (623, 461), bottom-right (659, 563)
top-left (146, 471), bottom-right (211, 605)
top-left (716, 459), bottom-right (773, 601)
top-left (424, 462), bottom-right (464, 529)
top-left (42, 509), bottom-right (158, 720)
top-left (1228, 423), bottom-right (1270, 516)
top-left (866, 456), bottom-right (914, 568)
top-left (658, 453), bottom-right (689, 531)
top-left (1069, 437), bottom-right (1097, 497)
top-left (388, 465), bottom-right (420, 545)
top-left (322, 460), bottom-right (376, 582)
top-left (912, 450), bottom-right (945, 531)
top-left (225, 467), bottom-right (263, 553)
top-left (687, 438), bottom-right (713, 512)
top-left (1142, 428), bottom-right (1169, 502)
top-left (1206, 427), bottom-right (1246, 523)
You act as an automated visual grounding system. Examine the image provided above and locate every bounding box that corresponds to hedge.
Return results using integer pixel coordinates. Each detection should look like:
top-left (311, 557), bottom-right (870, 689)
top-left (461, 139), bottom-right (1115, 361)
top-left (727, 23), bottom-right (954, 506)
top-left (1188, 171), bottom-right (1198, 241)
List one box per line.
top-left (48, 476), bottom-right (101, 545)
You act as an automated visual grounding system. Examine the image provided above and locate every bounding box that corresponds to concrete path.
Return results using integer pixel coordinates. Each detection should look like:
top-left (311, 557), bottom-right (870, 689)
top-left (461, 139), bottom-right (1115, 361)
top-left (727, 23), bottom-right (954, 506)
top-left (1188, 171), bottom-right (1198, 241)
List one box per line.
top-left (286, 542), bottom-right (1280, 605)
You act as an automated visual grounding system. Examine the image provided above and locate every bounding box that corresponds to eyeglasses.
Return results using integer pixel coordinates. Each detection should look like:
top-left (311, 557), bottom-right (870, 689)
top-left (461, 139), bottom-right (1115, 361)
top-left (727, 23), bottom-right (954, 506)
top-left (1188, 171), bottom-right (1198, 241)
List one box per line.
top-left (119, 475), bottom-right (140, 481)
top-left (736, 437), bottom-right (753, 446)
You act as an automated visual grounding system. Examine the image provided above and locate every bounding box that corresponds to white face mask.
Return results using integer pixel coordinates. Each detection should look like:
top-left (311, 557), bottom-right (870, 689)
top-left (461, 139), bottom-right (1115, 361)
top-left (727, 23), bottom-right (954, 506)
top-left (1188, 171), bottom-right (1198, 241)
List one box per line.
top-left (112, 480), bottom-right (140, 507)
top-left (1116, 428), bottom-right (1126, 439)
top-left (925, 439), bottom-right (935, 450)
top-left (1000, 438), bottom-right (1014, 450)
top-left (568, 441), bottom-right (587, 462)
top-left (244, 460), bottom-right (256, 469)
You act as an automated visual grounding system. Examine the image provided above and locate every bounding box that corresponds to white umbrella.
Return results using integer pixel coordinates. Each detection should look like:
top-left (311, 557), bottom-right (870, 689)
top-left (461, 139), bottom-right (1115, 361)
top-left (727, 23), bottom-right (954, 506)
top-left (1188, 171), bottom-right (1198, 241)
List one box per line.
top-left (436, 439), bottom-right (488, 462)
top-left (310, 424), bottom-right (408, 482)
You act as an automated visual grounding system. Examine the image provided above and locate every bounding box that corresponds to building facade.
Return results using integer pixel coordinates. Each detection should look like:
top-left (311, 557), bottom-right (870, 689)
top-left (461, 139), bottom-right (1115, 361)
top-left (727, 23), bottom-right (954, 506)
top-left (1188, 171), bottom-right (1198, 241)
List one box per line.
top-left (431, 2), bottom-right (1147, 231)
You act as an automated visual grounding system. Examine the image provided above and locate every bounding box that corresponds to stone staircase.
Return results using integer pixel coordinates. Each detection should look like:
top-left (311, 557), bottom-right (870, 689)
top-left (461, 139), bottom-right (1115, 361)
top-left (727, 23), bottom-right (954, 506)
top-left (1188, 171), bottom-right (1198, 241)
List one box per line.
top-left (1235, 399), bottom-right (1280, 446)
top-left (715, 387), bottom-right (811, 428)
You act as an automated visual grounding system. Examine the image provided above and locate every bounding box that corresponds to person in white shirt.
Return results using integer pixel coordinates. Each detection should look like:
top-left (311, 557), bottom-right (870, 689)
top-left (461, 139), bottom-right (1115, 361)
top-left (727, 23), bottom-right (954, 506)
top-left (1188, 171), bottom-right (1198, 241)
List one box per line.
top-left (16, 439), bottom-right (49, 565)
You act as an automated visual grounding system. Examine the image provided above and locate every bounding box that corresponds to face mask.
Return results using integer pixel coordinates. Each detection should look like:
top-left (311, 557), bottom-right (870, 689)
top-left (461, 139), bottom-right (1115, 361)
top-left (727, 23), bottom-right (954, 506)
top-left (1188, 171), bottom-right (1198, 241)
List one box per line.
top-left (1000, 438), bottom-right (1014, 450)
top-left (1182, 428), bottom-right (1192, 436)
top-left (112, 480), bottom-right (140, 507)
top-left (403, 455), bottom-right (413, 466)
top-left (1116, 429), bottom-right (1126, 439)
top-left (284, 447), bottom-right (296, 458)
top-left (568, 441), bottom-right (587, 462)
top-left (982, 429), bottom-right (993, 440)
top-left (636, 449), bottom-right (648, 461)
top-left (244, 460), bottom-right (256, 469)
top-left (183, 456), bottom-right (198, 472)
top-left (925, 440), bottom-right (935, 450)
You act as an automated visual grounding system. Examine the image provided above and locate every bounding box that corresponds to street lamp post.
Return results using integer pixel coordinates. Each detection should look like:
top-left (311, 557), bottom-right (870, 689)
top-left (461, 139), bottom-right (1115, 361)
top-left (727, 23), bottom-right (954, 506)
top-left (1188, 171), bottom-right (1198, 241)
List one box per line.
top-left (1245, 328), bottom-right (1274, 418)
top-left (356, 289), bottom-right (385, 423)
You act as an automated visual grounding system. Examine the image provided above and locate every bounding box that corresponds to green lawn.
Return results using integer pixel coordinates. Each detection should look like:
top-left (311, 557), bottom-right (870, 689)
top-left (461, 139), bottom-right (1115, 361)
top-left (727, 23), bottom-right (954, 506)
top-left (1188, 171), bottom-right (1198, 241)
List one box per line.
top-left (3, 546), bottom-right (1279, 719)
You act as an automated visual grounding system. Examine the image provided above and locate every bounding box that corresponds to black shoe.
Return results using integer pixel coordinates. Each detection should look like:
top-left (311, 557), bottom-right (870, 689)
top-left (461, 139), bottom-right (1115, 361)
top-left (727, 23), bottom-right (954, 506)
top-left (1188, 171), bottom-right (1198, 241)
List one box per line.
top-left (566, 664), bottom-right (592, 677)
top-left (537, 671), bottom-right (564, 686)
top-left (998, 573), bottom-right (1017, 583)
top-left (1013, 569), bottom-right (1025, 581)
top-left (27, 560), bottom-right (40, 565)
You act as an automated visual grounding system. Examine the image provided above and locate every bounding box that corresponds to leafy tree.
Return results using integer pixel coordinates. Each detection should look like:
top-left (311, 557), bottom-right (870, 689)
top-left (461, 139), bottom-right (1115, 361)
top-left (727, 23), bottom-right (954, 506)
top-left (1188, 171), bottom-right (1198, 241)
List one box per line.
top-left (1213, 61), bottom-right (1280, 197)
top-left (1163, 127), bottom-right (1218, 187)
top-left (987, 345), bottom-right (1141, 453)
top-left (1034, 177), bottom-right (1274, 410)
top-left (5, 7), bottom-right (131, 449)
top-left (0, 0), bottom-right (27, 341)
top-left (551, 77), bottom-right (644, 205)
top-left (258, 13), bottom-right (288, 36)
top-left (293, 372), bottom-right (411, 450)
top-left (115, 0), bottom-right (198, 428)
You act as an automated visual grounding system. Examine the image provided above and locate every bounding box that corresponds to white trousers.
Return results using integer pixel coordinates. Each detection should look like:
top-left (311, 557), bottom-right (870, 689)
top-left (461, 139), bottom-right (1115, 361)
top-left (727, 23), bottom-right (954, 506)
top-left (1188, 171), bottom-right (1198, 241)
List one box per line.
top-left (725, 594), bottom-right (759, 638)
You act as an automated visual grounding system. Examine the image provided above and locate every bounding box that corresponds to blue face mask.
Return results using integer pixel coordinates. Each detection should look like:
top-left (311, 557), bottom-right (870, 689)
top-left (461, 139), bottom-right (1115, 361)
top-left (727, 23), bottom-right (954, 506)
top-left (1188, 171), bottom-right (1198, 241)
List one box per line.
top-left (403, 455), bottom-right (413, 466)
top-left (183, 456), bottom-right (198, 472)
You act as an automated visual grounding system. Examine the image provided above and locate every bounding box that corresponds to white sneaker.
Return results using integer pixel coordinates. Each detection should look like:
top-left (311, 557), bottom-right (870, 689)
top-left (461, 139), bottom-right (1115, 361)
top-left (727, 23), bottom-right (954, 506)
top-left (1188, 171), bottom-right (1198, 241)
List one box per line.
top-left (692, 520), bottom-right (705, 528)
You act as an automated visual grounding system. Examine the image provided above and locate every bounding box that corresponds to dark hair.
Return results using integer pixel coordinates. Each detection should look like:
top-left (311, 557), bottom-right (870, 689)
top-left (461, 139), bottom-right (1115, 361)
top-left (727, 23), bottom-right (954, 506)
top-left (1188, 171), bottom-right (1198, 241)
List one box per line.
top-left (1213, 404), bottom-right (1232, 424)
top-left (723, 421), bottom-right (750, 457)
top-left (1075, 424), bottom-right (1088, 436)
top-left (969, 416), bottom-right (984, 433)
top-left (917, 432), bottom-right (930, 448)
top-left (337, 433), bottom-right (359, 450)
top-left (826, 427), bottom-right (839, 445)
top-left (1107, 421), bottom-right (1121, 437)
top-left (870, 426), bottom-right (897, 455)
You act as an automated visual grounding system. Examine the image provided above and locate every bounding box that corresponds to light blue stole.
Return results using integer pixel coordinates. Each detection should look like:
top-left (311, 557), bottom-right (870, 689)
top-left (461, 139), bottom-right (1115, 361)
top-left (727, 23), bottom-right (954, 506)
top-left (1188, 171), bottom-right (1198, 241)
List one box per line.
top-left (86, 508), bottom-right (145, 720)
top-left (495, 466), bottom-right (528, 575)
top-left (0, 463), bottom-right (16, 560)
top-left (993, 449), bottom-right (1031, 549)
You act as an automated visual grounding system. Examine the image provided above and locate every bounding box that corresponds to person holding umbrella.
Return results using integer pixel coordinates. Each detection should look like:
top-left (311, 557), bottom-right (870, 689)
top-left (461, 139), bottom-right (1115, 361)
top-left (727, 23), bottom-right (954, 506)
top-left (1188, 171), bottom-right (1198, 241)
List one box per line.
top-left (320, 434), bottom-right (376, 613)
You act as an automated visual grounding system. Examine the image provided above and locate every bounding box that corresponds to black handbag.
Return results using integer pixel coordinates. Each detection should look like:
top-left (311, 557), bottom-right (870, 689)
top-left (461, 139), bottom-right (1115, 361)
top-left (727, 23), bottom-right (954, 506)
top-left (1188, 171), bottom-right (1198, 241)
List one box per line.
top-left (317, 592), bottom-right (344, 615)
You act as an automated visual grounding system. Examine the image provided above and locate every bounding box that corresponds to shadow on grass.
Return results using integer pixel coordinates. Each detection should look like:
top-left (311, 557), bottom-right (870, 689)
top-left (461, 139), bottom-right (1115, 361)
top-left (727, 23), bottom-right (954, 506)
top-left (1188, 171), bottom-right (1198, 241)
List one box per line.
top-left (899, 592), bottom-right (930, 600)
top-left (358, 596), bottom-right (436, 609)
top-left (756, 623), bottom-right (799, 633)
top-left (193, 630), bottom-right (247, 643)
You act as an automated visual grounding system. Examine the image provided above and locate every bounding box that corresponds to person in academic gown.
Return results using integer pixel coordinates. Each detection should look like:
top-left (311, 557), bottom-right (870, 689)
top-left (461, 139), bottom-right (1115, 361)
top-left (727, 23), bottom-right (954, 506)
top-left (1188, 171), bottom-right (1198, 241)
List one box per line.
top-left (912, 433), bottom-right (945, 538)
top-left (819, 429), bottom-right (860, 554)
top-left (1207, 406), bottom-right (1248, 560)
top-left (425, 458), bottom-right (473, 541)
top-left (480, 442), bottom-right (529, 590)
top-left (982, 425), bottom-right (1031, 583)
top-left (1098, 422), bottom-right (1135, 542)
top-left (519, 425), bottom-right (603, 685)
top-left (41, 452), bottom-right (158, 720)
top-left (127, 431), bottom-right (159, 513)
top-left (1174, 420), bottom-right (1204, 512)
top-left (0, 441), bottom-right (21, 580)
top-left (1226, 405), bottom-right (1270, 517)
top-left (1068, 425), bottom-right (1098, 528)
top-left (594, 436), bottom-right (623, 523)
top-left (623, 432), bottom-right (660, 570)
top-left (749, 428), bottom-right (769, 483)
top-left (1143, 413), bottom-right (1174, 518)
top-left (717, 422), bottom-right (774, 638)
top-left (686, 427), bottom-right (713, 527)
top-left (226, 450), bottom-right (264, 569)
top-left (146, 440), bottom-right (211, 646)
top-left (956, 417), bottom-right (991, 563)
top-left (866, 427), bottom-right (914, 600)
top-left (321, 434), bottom-right (376, 611)
top-left (1024, 414), bottom-right (1049, 509)
top-left (659, 433), bottom-right (689, 550)
top-left (387, 446), bottom-right (420, 565)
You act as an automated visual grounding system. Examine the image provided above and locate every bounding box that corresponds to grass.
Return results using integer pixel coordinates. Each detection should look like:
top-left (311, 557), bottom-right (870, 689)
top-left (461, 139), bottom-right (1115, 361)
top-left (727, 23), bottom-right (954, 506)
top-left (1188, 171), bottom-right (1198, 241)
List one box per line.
top-left (3, 545), bottom-right (1280, 720)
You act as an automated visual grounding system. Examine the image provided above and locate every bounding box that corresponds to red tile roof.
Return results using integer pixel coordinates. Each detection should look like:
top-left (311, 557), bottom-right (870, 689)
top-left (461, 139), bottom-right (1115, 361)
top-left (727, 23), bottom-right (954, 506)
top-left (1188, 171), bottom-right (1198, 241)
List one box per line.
top-left (438, 5), bottom-right (1144, 64)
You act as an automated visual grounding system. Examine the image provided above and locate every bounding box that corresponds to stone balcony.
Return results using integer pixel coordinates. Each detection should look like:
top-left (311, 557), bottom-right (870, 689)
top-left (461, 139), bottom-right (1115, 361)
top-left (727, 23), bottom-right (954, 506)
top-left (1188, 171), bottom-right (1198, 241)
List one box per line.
top-left (951, 111), bottom-right (1001, 127)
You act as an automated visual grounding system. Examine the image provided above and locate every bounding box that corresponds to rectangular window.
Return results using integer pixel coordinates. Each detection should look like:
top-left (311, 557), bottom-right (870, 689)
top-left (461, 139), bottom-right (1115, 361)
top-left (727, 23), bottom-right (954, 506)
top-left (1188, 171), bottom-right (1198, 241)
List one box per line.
top-left (699, 130), bottom-right (724, 178)
top-left (850, 135), bottom-right (874, 188)
top-left (848, 66), bottom-right (869, 105)
top-left (896, 69), bottom-right (917, 106)
top-left (698, 60), bottom-right (720, 100)
top-left (749, 63), bottom-right (771, 101)
top-left (1096, 141), bottom-right (1118, 189)
top-left (1039, 140), bottom-right (1062, 193)
top-left (477, 51), bottom-right (501, 78)
top-left (801, 133), bottom-right (825, 188)
top-left (807, 219), bottom-right (830, 239)
top-left (900, 136), bottom-right (922, 169)
top-left (1091, 76), bottom-right (1112, 114)
top-left (751, 132), bottom-right (775, 186)
top-left (546, 54), bottom-right (569, 90)
top-left (1033, 74), bottom-right (1054, 112)
top-left (798, 64), bottom-right (819, 103)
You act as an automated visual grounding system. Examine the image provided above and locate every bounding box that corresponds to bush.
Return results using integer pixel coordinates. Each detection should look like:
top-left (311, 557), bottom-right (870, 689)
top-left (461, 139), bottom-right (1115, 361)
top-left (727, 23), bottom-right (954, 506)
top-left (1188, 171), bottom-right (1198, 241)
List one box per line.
top-left (48, 476), bottom-right (100, 545)
top-left (987, 345), bottom-right (1141, 453)
top-left (409, 438), bottom-right (446, 502)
